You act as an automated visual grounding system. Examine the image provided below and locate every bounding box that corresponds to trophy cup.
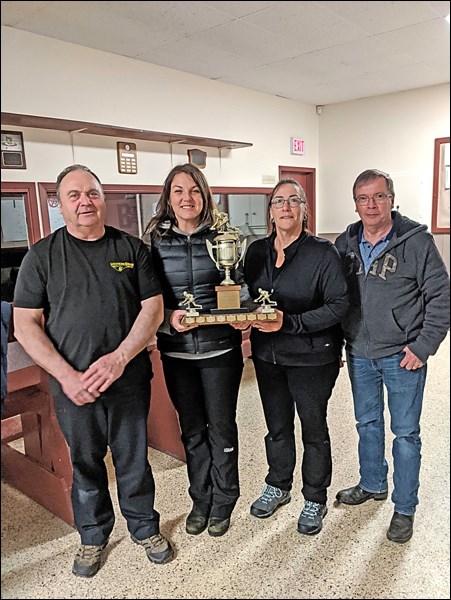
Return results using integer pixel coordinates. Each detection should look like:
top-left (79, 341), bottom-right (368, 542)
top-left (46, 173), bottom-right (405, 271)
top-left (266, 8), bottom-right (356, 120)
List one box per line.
top-left (206, 210), bottom-right (248, 314)
top-left (181, 210), bottom-right (277, 325)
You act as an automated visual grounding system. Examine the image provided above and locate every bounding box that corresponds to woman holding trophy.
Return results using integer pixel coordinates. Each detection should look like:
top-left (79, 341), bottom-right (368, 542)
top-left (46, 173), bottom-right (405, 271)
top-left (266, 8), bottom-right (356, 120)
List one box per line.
top-left (143, 164), bottom-right (248, 538)
top-left (243, 179), bottom-right (349, 536)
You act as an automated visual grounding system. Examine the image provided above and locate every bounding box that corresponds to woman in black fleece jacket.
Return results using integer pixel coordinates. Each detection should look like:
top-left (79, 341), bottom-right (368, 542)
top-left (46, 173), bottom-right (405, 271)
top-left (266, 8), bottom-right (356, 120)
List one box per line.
top-left (244, 178), bottom-right (349, 536)
top-left (143, 164), bottom-right (247, 538)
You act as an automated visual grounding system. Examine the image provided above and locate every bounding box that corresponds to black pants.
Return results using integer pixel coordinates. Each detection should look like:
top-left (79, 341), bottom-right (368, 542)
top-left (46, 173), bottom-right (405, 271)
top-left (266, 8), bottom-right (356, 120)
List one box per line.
top-left (51, 378), bottom-right (160, 546)
top-left (253, 357), bottom-right (340, 505)
top-left (161, 348), bottom-right (243, 519)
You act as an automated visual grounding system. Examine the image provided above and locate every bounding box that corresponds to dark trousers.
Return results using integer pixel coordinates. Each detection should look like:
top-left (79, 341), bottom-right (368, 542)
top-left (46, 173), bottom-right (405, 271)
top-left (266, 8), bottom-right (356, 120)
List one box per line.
top-left (161, 348), bottom-right (243, 519)
top-left (253, 358), bottom-right (340, 505)
top-left (51, 378), bottom-right (160, 546)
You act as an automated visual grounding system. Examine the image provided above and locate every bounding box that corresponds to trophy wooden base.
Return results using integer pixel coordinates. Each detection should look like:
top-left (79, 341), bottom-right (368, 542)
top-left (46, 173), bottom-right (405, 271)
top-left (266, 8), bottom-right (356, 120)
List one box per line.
top-left (181, 311), bottom-right (277, 326)
top-left (210, 307), bottom-right (249, 314)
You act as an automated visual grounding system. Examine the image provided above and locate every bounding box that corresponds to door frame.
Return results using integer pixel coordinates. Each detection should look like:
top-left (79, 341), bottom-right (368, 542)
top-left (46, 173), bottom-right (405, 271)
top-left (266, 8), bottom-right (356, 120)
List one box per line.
top-left (279, 166), bottom-right (316, 234)
top-left (1, 181), bottom-right (41, 244)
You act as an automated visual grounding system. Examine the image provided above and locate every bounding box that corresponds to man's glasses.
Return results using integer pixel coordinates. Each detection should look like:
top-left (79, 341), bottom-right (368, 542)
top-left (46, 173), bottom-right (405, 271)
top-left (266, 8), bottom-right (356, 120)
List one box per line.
top-left (270, 196), bottom-right (305, 208)
top-left (355, 193), bottom-right (393, 205)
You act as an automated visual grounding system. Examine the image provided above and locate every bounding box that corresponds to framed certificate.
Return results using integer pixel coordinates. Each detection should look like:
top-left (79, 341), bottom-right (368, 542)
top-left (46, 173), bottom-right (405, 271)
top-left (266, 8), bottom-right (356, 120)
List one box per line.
top-left (1, 130), bottom-right (26, 169)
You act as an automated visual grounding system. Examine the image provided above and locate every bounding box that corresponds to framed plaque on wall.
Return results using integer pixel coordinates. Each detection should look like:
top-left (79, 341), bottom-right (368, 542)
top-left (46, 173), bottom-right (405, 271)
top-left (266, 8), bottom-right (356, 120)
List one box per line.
top-left (1, 130), bottom-right (26, 169)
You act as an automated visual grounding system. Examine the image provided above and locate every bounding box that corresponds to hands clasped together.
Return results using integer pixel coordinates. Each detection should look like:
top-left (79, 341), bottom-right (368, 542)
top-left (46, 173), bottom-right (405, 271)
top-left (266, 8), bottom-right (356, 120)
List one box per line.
top-left (62, 351), bottom-right (127, 406)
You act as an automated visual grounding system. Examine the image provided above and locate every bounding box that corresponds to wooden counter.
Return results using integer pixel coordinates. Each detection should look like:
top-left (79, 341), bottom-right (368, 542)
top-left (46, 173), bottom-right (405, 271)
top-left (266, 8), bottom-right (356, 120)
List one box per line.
top-left (1, 364), bottom-right (75, 526)
top-left (148, 349), bottom-right (185, 461)
top-left (1, 345), bottom-right (185, 527)
top-left (1, 335), bottom-right (251, 524)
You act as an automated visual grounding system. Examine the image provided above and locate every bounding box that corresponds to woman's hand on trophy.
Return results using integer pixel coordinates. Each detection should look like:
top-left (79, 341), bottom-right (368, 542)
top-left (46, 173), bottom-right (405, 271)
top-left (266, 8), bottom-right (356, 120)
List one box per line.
top-left (231, 320), bottom-right (252, 331)
top-left (170, 309), bottom-right (199, 332)
top-left (252, 309), bottom-right (283, 332)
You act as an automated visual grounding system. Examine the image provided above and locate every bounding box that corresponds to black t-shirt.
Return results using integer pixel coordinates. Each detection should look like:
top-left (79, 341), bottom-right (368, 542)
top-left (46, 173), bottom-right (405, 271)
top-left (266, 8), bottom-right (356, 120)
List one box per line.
top-left (14, 226), bottom-right (162, 387)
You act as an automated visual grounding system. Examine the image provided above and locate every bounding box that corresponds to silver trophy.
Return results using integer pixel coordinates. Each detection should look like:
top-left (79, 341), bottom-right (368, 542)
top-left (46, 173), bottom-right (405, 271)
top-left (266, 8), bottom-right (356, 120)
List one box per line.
top-left (181, 210), bottom-right (277, 325)
top-left (206, 211), bottom-right (247, 286)
top-left (205, 210), bottom-right (247, 312)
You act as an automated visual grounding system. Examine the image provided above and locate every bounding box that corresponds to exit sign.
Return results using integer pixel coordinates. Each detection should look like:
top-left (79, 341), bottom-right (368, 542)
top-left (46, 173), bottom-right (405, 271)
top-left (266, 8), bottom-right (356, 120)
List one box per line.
top-left (290, 137), bottom-right (305, 155)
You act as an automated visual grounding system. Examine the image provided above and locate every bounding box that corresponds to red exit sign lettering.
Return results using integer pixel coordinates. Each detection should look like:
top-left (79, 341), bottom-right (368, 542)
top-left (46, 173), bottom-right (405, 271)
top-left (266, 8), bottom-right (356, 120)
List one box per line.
top-left (290, 137), bottom-right (305, 155)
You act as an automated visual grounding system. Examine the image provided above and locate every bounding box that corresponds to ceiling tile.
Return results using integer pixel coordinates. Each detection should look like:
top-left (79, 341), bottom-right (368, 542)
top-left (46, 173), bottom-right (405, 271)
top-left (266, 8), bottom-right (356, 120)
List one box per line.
top-left (1, 0), bottom-right (449, 105)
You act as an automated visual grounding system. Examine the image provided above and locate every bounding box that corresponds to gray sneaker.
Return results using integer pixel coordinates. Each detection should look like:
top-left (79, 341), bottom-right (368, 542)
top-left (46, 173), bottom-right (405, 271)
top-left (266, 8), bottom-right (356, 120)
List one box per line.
top-left (72, 542), bottom-right (107, 577)
top-left (131, 533), bottom-right (174, 564)
top-left (297, 500), bottom-right (327, 535)
top-left (250, 484), bottom-right (291, 518)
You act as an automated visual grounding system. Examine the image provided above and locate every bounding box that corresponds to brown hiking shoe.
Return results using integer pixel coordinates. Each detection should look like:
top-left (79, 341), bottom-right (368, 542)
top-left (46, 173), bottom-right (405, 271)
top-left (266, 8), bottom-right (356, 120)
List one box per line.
top-left (131, 533), bottom-right (174, 564)
top-left (72, 543), bottom-right (107, 578)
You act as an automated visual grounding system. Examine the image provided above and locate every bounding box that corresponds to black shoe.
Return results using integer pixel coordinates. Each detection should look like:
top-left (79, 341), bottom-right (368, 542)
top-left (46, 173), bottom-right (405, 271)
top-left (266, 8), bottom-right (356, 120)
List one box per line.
top-left (72, 542), bottom-right (107, 578)
top-left (387, 512), bottom-right (414, 543)
top-left (186, 507), bottom-right (209, 535)
top-left (336, 485), bottom-right (388, 505)
top-left (208, 517), bottom-right (231, 537)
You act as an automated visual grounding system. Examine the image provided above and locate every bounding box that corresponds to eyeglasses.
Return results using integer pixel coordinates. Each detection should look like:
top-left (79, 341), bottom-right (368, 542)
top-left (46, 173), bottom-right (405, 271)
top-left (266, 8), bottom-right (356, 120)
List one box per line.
top-left (270, 196), bottom-right (305, 208)
top-left (355, 193), bottom-right (392, 205)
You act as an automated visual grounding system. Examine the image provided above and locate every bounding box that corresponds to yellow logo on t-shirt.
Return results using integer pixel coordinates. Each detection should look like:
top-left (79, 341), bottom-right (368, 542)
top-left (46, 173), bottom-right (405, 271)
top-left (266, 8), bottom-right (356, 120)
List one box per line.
top-left (110, 262), bottom-right (134, 272)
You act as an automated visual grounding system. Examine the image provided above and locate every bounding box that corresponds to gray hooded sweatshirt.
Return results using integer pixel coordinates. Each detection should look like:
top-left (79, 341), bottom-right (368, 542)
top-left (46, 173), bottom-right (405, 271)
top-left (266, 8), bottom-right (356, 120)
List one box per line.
top-left (335, 211), bottom-right (449, 363)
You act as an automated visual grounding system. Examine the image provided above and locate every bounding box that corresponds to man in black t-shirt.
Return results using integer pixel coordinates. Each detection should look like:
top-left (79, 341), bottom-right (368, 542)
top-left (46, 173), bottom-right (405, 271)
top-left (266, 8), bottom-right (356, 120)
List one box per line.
top-left (13, 164), bottom-right (173, 577)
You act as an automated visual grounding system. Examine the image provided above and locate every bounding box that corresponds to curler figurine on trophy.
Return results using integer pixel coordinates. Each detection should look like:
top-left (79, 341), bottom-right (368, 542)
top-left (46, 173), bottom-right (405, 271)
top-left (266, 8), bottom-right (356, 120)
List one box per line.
top-left (181, 210), bottom-right (277, 326)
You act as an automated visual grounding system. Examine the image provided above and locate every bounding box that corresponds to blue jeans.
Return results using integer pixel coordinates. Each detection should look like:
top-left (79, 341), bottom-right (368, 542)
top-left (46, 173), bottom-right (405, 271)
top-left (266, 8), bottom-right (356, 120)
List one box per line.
top-left (346, 351), bottom-right (427, 516)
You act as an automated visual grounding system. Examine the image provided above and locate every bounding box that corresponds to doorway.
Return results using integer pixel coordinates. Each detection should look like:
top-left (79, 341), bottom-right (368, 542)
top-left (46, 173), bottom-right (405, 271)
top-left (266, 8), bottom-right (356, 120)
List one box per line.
top-left (1, 182), bottom-right (40, 302)
top-left (279, 166), bottom-right (316, 234)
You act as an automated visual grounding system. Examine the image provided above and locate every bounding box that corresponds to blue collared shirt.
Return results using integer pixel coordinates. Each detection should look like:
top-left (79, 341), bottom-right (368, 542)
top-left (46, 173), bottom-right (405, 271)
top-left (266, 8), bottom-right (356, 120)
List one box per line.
top-left (359, 225), bottom-right (395, 274)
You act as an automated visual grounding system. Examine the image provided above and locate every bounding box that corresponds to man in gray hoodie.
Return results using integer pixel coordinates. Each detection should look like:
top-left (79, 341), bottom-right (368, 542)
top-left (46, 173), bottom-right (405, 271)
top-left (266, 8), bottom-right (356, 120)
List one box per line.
top-left (335, 168), bottom-right (450, 543)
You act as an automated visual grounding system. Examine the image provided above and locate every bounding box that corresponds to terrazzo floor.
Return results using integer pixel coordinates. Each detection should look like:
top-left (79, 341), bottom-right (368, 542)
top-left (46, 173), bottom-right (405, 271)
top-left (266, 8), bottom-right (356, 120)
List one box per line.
top-left (1, 334), bottom-right (449, 599)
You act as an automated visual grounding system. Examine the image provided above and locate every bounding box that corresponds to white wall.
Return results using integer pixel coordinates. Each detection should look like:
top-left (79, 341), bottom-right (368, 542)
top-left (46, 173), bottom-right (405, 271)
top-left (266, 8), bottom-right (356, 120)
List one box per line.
top-left (318, 85), bottom-right (450, 233)
top-left (0, 27), bottom-right (318, 188)
top-left (1, 27), bottom-right (449, 238)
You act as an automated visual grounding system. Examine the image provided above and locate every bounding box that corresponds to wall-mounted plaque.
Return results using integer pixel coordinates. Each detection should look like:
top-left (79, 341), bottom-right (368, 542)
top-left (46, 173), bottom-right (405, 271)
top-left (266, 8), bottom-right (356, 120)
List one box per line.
top-left (188, 148), bottom-right (207, 169)
top-left (1, 131), bottom-right (26, 169)
top-left (117, 141), bottom-right (137, 174)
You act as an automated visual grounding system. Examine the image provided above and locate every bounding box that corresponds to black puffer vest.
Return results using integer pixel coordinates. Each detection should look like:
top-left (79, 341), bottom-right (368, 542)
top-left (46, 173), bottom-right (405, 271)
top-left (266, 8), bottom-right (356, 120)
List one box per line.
top-left (150, 225), bottom-right (242, 355)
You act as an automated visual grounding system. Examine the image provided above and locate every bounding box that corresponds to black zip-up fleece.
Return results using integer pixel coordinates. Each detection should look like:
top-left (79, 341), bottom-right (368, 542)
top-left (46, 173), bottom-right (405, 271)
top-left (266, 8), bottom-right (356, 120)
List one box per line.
top-left (148, 225), bottom-right (242, 355)
top-left (335, 211), bottom-right (450, 362)
top-left (243, 231), bottom-right (349, 366)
